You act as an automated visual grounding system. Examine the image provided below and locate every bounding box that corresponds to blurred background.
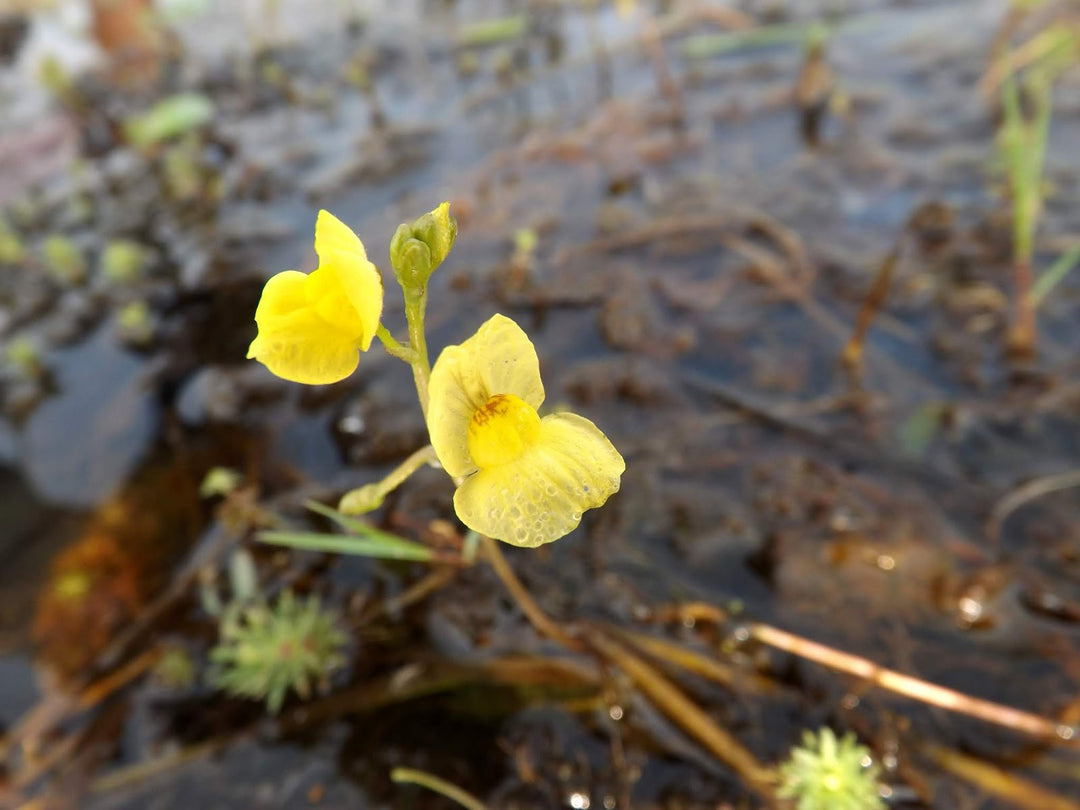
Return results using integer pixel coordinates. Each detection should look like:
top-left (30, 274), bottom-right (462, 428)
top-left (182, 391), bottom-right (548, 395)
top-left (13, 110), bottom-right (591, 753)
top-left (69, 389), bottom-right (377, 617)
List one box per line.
top-left (1, 0), bottom-right (1080, 807)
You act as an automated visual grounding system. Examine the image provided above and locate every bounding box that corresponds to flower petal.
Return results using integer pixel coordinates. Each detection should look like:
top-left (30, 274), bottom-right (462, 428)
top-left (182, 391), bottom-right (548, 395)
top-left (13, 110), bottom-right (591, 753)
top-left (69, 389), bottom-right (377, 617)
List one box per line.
top-left (472, 314), bottom-right (546, 407)
top-left (305, 257), bottom-right (383, 351)
top-left (453, 412), bottom-right (624, 547)
top-left (309, 211), bottom-right (383, 351)
top-left (314, 209), bottom-right (368, 264)
top-left (428, 314), bottom-right (545, 478)
top-left (247, 306), bottom-right (360, 385)
top-left (252, 269), bottom-right (308, 322)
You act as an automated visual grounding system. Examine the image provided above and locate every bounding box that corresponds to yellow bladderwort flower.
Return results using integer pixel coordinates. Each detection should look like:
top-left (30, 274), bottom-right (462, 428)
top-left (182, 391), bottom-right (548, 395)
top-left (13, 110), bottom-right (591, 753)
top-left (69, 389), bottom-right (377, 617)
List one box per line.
top-left (427, 314), bottom-right (625, 547)
top-left (247, 211), bottom-right (383, 384)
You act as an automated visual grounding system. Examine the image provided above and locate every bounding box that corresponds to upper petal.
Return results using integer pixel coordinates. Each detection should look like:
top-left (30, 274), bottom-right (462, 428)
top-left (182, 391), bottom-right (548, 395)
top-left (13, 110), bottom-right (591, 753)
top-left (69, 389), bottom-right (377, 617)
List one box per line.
top-left (452, 411), bottom-right (624, 547)
top-left (471, 314), bottom-right (545, 408)
top-left (315, 210), bottom-right (368, 264)
top-left (428, 314), bottom-right (545, 478)
top-left (311, 211), bottom-right (383, 350)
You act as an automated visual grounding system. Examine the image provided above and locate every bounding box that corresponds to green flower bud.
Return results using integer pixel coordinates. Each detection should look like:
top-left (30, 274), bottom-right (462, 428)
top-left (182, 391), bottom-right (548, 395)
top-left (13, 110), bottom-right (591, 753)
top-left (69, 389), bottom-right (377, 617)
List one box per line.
top-left (388, 202), bottom-right (457, 291)
top-left (389, 225), bottom-right (433, 290)
top-left (411, 201), bottom-right (456, 269)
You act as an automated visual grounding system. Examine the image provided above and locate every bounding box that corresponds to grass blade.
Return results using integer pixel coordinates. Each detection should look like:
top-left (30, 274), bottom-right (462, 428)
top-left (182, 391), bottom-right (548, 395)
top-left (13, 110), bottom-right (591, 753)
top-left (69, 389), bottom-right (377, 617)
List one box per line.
top-left (259, 530), bottom-right (435, 562)
top-left (1032, 247), bottom-right (1080, 308)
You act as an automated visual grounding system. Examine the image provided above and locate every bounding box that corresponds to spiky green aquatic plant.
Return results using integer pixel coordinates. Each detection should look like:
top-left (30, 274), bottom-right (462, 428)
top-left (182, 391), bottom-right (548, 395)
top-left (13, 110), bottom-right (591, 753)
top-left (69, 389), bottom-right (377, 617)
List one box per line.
top-left (209, 590), bottom-right (348, 713)
top-left (778, 727), bottom-right (885, 810)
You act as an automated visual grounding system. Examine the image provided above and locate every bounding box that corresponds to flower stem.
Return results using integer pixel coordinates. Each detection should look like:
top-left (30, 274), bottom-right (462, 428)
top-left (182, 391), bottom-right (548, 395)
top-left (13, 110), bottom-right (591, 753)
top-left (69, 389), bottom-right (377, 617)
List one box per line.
top-left (479, 534), bottom-right (579, 649)
top-left (338, 445), bottom-right (439, 515)
top-left (375, 324), bottom-right (415, 363)
top-left (403, 288), bottom-right (431, 418)
top-left (390, 768), bottom-right (489, 810)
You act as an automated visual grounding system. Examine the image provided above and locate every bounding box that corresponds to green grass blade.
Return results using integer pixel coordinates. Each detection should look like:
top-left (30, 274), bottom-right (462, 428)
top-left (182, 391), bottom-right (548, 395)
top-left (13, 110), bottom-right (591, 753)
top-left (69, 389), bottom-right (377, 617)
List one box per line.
top-left (304, 499), bottom-right (375, 534)
top-left (1032, 247), bottom-right (1080, 308)
top-left (681, 23), bottom-right (810, 59)
top-left (259, 530), bottom-right (435, 562)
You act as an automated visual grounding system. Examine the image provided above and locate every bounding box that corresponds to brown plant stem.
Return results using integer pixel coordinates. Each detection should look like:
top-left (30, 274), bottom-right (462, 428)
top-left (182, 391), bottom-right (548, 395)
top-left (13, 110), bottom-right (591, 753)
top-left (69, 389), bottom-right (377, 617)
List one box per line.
top-left (1008, 255), bottom-right (1037, 358)
top-left (584, 630), bottom-right (776, 799)
top-left (842, 248), bottom-right (898, 374)
top-left (749, 623), bottom-right (1072, 742)
top-left (479, 535), bottom-right (579, 649)
top-left (615, 628), bottom-right (775, 694)
top-left (923, 744), bottom-right (1080, 810)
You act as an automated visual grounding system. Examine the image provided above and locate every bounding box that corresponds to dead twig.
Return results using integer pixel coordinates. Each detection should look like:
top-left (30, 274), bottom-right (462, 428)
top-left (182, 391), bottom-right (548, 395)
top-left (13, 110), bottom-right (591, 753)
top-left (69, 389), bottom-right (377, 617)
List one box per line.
top-left (615, 628), bottom-right (776, 694)
top-left (355, 566), bottom-right (460, 626)
top-left (922, 744), bottom-right (1080, 810)
top-left (842, 248), bottom-right (898, 375)
top-left (584, 629), bottom-right (777, 799)
top-left (749, 623), bottom-right (1074, 743)
top-left (480, 535), bottom-right (581, 650)
top-left (0, 647), bottom-right (161, 768)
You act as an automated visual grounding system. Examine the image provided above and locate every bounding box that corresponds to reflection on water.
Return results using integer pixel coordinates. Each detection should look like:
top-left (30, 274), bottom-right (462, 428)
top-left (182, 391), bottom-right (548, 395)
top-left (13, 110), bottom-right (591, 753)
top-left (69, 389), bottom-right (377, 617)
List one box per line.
top-left (20, 326), bottom-right (158, 507)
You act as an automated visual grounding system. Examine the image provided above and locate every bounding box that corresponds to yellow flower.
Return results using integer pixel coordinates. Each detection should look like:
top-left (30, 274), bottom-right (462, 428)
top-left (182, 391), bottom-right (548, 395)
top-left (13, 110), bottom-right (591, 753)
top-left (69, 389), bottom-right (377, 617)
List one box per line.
top-left (427, 314), bottom-right (625, 547)
top-left (247, 211), bottom-right (383, 384)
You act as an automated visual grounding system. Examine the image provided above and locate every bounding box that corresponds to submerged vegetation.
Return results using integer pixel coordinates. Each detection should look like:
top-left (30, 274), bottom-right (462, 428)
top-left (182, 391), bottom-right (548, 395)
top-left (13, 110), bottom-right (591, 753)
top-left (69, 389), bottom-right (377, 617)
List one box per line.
top-left (778, 728), bottom-right (885, 810)
top-left (209, 589), bottom-right (348, 714)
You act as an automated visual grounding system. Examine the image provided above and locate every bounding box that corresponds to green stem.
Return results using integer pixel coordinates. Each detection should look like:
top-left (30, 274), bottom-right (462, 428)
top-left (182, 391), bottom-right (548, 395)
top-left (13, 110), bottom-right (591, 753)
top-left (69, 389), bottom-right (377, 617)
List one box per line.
top-left (375, 324), bottom-right (415, 363)
top-left (404, 288), bottom-right (431, 418)
top-left (390, 768), bottom-right (489, 810)
top-left (338, 445), bottom-right (438, 515)
top-left (1032, 247), bottom-right (1080, 308)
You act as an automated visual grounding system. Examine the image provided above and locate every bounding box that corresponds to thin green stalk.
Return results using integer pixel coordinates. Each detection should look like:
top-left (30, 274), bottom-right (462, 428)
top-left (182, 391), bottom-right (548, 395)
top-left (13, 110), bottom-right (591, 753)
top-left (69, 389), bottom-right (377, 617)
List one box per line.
top-left (391, 768), bottom-right (489, 810)
top-left (338, 445), bottom-right (438, 514)
top-left (1001, 68), bottom-right (1052, 355)
top-left (404, 288), bottom-right (431, 418)
top-left (375, 323), bottom-right (415, 362)
top-left (1031, 247), bottom-right (1080, 308)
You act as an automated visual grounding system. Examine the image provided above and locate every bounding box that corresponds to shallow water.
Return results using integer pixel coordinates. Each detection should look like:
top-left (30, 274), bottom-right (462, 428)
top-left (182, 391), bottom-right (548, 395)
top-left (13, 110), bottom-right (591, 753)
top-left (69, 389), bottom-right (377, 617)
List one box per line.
top-left (2, 0), bottom-right (1080, 807)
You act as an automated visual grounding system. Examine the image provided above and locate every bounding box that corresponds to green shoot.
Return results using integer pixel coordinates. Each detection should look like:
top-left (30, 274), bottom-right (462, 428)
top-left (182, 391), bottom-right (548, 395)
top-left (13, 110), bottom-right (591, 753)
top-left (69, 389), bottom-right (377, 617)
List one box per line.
top-left (1031, 246), bottom-right (1080, 308)
top-left (999, 67), bottom-right (1052, 355)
